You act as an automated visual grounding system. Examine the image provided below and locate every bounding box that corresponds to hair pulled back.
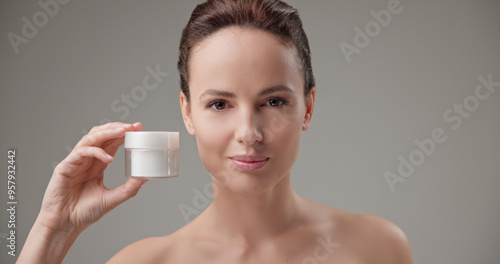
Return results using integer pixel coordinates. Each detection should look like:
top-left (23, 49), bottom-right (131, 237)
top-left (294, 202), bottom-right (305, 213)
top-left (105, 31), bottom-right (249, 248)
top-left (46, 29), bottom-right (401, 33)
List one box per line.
top-left (178, 0), bottom-right (315, 101)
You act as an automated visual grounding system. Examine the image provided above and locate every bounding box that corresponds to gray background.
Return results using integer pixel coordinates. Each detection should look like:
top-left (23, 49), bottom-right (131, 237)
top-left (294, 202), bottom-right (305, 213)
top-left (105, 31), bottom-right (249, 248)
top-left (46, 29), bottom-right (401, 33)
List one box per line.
top-left (1, 0), bottom-right (499, 263)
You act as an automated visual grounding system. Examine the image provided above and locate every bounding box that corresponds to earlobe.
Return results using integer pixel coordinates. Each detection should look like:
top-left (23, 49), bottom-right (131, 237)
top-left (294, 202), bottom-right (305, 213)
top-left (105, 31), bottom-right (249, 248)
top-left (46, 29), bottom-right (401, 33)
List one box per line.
top-left (180, 91), bottom-right (196, 136)
top-left (302, 87), bottom-right (316, 131)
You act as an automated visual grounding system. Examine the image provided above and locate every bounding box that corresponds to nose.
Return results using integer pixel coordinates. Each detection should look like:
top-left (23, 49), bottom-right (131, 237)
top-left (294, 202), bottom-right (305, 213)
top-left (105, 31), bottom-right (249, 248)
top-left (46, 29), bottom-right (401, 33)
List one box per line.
top-left (234, 109), bottom-right (263, 146)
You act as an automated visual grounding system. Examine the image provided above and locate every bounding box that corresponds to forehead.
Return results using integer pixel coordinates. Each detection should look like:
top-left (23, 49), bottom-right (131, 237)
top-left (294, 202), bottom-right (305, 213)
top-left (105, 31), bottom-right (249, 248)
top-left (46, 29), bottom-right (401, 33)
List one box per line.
top-left (189, 26), bottom-right (303, 94)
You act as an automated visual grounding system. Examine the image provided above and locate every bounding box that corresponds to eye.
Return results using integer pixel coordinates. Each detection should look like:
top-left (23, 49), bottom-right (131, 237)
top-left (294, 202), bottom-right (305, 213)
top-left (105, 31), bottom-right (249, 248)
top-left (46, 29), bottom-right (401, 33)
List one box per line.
top-left (264, 98), bottom-right (286, 107)
top-left (207, 100), bottom-right (229, 111)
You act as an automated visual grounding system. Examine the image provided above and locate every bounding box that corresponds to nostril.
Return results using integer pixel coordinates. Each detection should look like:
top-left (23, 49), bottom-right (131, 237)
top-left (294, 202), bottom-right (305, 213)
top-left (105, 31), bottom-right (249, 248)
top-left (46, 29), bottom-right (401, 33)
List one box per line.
top-left (236, 127), bottom-right (263, 146)
top-left (234, 111), bottom-right (263, 145)
top-left (255, 130), bottom-right (263, 142)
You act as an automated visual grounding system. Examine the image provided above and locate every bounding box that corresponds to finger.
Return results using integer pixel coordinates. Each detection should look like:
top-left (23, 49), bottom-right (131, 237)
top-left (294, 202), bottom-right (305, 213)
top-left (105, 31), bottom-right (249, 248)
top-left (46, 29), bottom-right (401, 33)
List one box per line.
top-left (102, 138), bottom-right (125, 158)
top-left (131, 122), bottom-right (143, 131)
top-left (90, 121), bottom-right (144, 174)
top-left (104, 178), bottom-right (148, 211)
top-left (70, 146), bottom-right (113, 165)
top-left (88, 122), bottom-right (132, 134)
top-left (91, 138), bottom-right (126, 174)
top-left (75, 126), bottom-right (129, 149)
top-left (100, 122), bottom-right (143, 160)
top-left (57, 146), bottom-right (114, 176)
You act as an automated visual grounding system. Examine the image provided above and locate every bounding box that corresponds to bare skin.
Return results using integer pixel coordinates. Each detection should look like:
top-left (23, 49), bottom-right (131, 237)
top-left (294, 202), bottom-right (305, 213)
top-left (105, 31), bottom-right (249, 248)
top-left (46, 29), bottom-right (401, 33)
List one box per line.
top-left (17, 122), bottom-right (147, 264)
top-left (109, 27), bottom-right (413, 264)
top-left (18, 27), bottom-right (413, 263)
top-left (109, 194), bottom-right (412, 264)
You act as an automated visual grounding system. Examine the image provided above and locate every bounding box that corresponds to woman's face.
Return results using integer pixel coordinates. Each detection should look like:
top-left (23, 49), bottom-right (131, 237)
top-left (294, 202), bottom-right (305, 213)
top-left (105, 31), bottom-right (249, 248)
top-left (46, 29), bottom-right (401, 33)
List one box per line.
top-left (180, 26), bottom-right (315, 194)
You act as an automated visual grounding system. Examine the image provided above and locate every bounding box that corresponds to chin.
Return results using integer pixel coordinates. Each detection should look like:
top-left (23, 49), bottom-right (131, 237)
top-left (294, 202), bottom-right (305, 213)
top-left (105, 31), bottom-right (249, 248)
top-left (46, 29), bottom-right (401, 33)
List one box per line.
top-left (211, 168), bottom-right (287, 196)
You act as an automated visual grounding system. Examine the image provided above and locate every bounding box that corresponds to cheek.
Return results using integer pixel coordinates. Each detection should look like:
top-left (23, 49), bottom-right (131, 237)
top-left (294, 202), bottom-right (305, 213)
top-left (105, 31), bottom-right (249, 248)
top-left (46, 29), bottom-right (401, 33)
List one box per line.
top-left (193, 114), bottom-right (233, 167)
top-left (264, 105), bottom-right (304, 138)
top-left (262, 111), bottom-right (303, 151)
top-left (262, 115), bottom-right (302, 176)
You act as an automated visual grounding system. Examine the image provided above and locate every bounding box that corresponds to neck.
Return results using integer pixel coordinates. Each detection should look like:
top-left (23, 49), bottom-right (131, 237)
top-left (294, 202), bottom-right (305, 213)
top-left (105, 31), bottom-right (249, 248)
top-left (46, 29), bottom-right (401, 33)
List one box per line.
top-left (202, 173), bottom-right (306, 246)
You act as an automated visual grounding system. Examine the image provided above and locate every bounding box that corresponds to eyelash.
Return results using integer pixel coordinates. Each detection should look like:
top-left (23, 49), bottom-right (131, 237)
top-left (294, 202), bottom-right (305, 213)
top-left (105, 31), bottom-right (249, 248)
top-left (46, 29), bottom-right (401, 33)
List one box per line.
top-left (262, 97), bottom-right (287, 107)
top-left (206, 100), bottom-right (231, 111)
top-left (206, 97), bottom-right (288, 111)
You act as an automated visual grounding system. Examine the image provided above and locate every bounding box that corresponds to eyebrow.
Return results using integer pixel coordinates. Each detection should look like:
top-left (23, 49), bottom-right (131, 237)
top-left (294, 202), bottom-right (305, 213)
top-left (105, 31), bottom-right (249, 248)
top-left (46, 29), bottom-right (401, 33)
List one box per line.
top-left (199, 89), bottom-right (236, 99)
top-left (199, 85), bottom-right (294, 99)
top-left (258, 85), bottom-right (294, 96)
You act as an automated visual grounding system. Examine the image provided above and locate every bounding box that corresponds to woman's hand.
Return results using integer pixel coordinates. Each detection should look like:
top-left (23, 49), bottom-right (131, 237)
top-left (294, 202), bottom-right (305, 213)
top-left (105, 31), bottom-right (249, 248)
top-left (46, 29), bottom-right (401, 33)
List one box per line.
top-left (18, 122), bottom-right (148, 264)
top-left (38, 122), bottom-right (148, 234)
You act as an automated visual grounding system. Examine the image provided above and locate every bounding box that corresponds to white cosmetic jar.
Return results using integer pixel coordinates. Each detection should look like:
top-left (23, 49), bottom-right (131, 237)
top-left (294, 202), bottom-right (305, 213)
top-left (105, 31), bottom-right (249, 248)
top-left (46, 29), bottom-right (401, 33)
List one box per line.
top-left (124, 132), bottom-right (179, 179)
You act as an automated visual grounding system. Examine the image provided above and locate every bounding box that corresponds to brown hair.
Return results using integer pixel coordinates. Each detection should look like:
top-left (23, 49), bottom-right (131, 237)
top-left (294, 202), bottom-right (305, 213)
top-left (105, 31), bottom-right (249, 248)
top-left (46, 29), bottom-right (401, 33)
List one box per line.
top-left (177, 0), bottom-right (315, 101)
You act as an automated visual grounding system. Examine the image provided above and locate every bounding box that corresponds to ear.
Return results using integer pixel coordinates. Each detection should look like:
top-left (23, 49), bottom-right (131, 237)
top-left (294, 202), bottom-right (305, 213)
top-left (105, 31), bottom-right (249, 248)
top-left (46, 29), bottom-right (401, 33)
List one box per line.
top-left (302, 87), bottom-right (315, 131)
top-left (180, 91), bottom-right (196, 136)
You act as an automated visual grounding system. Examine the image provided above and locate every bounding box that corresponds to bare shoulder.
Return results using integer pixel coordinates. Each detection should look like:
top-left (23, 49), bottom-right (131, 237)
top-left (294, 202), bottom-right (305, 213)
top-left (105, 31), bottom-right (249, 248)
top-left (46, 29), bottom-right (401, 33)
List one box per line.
top-left (301, 200), bottom-right (413, 263)
top-left (106, 235), bottom-right (175, 264)
top-left (340, 211), bottom-right (414, 264)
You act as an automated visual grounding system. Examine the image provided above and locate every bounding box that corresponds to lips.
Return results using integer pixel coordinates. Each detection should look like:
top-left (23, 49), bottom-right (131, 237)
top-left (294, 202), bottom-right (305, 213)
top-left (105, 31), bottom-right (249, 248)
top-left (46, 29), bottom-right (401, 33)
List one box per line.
top-left (229, 156), bottom-right (269, 171)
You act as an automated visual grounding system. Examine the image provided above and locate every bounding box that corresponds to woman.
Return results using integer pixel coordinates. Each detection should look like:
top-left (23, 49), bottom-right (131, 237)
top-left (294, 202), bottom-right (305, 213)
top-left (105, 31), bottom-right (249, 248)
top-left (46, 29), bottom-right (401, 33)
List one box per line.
top-left (18, 0), bottom-right (413, 263)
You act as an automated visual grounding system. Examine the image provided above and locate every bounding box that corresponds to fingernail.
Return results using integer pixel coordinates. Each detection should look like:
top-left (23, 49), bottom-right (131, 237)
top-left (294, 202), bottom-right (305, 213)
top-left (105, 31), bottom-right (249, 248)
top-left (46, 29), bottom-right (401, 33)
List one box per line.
top-left (115, 126), bottom-right (124, 132)
top-left (133, 122), bottom-right (141, 126)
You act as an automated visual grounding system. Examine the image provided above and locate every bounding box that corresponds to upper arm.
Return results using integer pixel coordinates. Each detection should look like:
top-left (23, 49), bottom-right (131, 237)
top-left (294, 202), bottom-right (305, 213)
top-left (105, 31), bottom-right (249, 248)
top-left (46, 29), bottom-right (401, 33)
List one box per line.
top-left (358, 214), bottom-right (414, 264)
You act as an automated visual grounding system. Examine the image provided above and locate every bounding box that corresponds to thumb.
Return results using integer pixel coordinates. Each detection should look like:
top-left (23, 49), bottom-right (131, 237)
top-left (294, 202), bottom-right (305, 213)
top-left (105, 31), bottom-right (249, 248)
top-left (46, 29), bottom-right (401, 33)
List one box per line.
top-left (105, 178), bottom-right (148, 211)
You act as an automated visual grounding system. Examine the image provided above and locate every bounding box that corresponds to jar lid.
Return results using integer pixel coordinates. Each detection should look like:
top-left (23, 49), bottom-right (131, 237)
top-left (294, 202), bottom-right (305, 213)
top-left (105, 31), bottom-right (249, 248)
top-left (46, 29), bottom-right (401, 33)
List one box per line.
top-left (124, 132), bottom-right (179, 149)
